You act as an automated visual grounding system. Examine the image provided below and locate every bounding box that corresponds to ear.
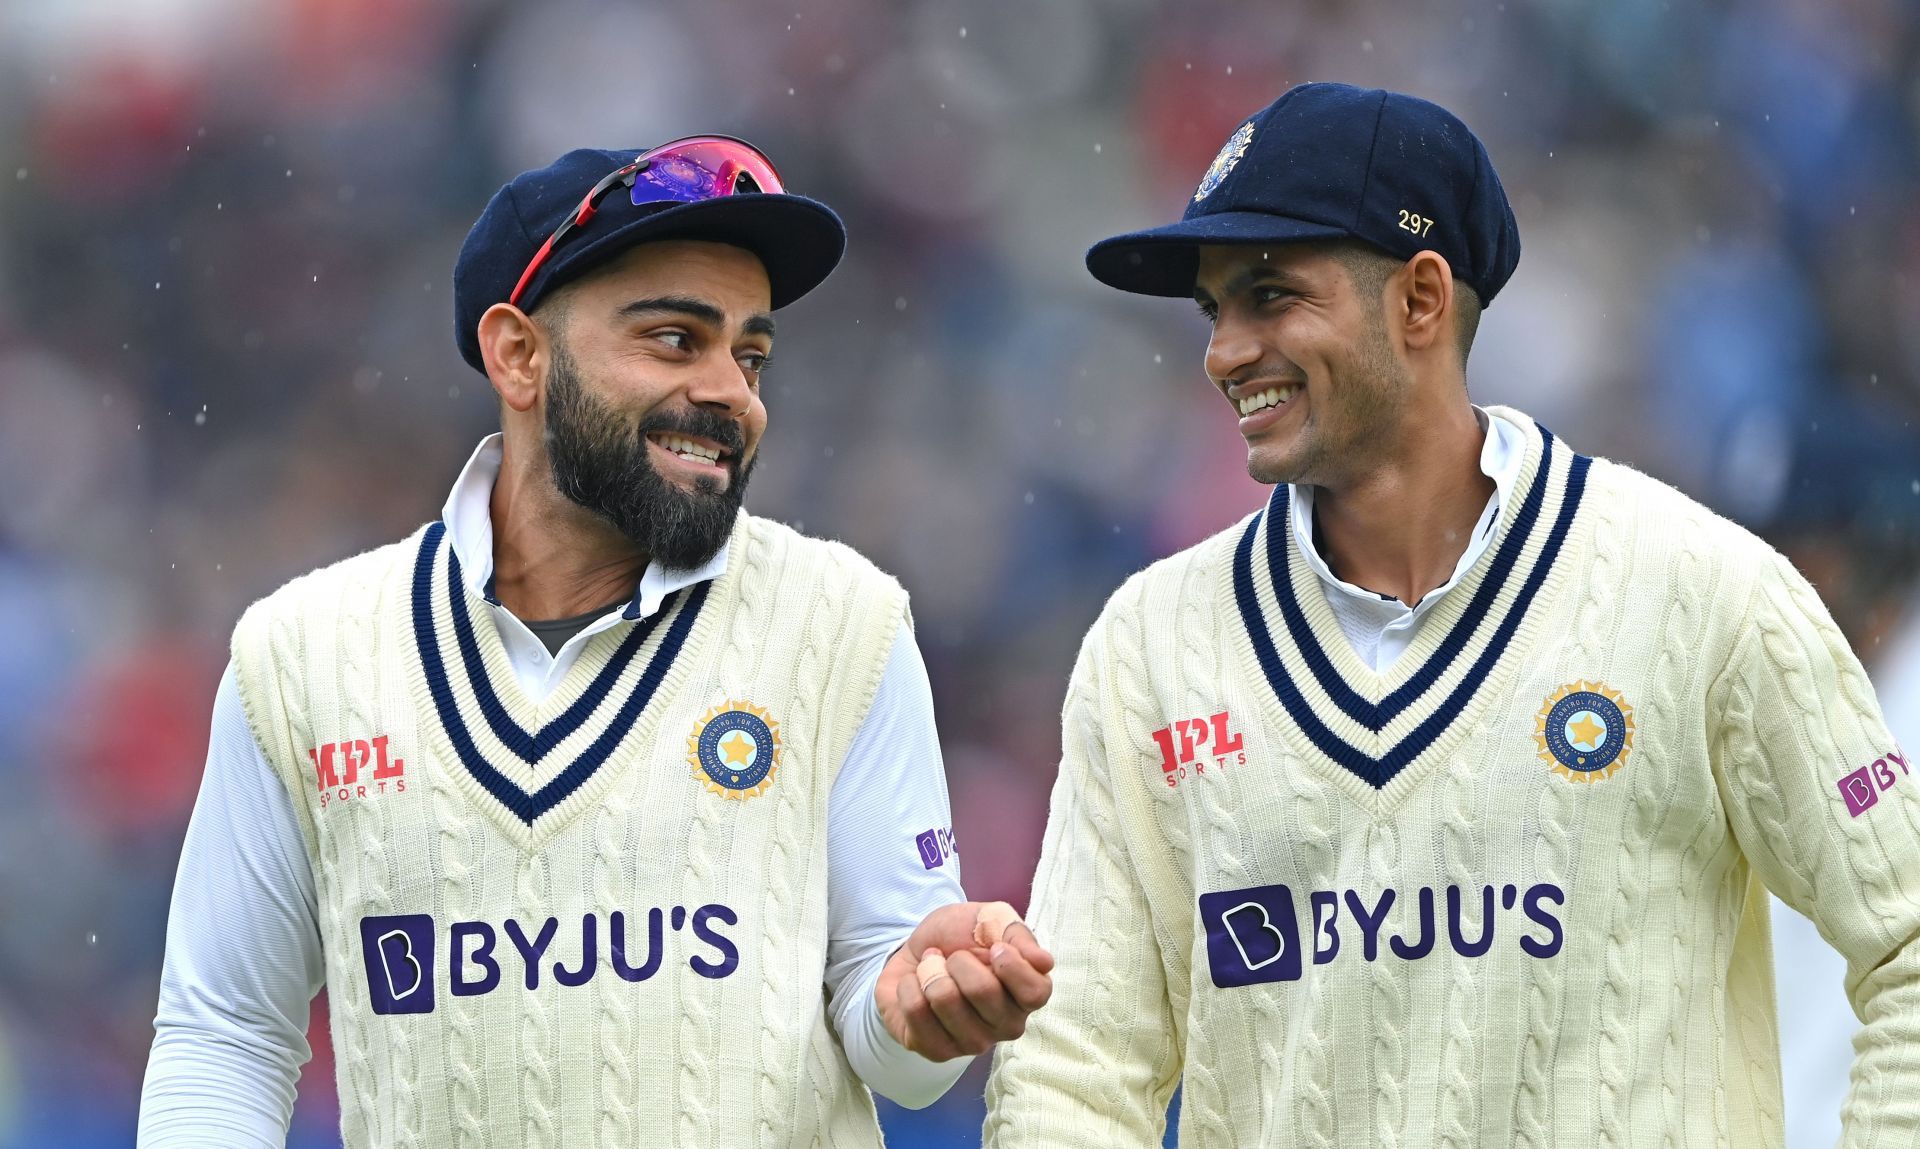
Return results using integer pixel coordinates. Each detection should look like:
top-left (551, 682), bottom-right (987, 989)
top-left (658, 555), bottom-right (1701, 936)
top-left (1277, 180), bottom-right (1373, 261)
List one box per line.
top-left (477, 302), bottom-right (548, 414)
top-left (1395, 250), bottom-right (1454, 355)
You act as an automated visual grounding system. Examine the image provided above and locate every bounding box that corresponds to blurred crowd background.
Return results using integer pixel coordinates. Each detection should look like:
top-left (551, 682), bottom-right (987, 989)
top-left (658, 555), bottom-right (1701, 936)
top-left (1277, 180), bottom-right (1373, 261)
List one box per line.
top-left (1, 0), bottom-right (1917, 1145)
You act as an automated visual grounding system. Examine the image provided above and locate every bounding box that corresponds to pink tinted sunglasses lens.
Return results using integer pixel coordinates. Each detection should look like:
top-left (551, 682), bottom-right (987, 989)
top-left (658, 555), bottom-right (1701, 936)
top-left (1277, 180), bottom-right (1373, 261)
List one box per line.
top-left (628, 138), bottom-right (785, 206)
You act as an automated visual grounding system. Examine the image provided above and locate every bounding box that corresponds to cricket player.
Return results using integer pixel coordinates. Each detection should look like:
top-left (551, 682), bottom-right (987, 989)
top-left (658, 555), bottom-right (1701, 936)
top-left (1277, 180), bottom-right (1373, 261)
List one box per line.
top-left (985, 83), bottom-right (1920, 1147)
top-left (137, 136), bottom-right (1051, 1148)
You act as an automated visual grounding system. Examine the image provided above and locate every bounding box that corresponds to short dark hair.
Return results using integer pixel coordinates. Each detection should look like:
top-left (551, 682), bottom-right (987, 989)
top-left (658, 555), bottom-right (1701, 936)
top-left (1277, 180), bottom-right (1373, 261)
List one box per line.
top-left (1328, 241), bottom-right (1481, 365)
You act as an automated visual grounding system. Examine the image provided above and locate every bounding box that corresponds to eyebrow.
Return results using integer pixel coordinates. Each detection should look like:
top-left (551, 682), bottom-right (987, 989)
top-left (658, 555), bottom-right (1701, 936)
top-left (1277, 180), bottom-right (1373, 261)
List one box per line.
top-left (1194, 263), bottom-right (1313, 303)
top-left (616, 295), bottom-right (777, 339)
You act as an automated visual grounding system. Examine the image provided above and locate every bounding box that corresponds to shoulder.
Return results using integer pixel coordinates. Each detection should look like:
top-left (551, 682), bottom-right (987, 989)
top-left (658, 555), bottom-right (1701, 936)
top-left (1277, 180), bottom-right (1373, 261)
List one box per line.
top-left (1579, 452), bottom-right (1792, 613)
top-left (1077, 506), bottom-right (1262, 661)
top-left (735, 512), bottom-right (908, 607)
top-left (1114, 508), bottom-right (1258, 619)
top-left (232, 526), bottom-right (432, 654)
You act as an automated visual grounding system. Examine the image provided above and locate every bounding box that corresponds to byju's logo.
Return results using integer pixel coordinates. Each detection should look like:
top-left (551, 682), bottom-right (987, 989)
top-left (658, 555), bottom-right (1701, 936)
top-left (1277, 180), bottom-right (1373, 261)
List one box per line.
top-left (356, 905), bottom-right (740, 1016)
top-left (1199, 881), bottom-right (1566, 988)
top-left (915, 827), bottom-right (957, 870)
top-left (1199, 885), bottom-right (1302, 987)
top-left (360, 915), bottom-right (435, 1015)
top-left (1839, 748), bottom-right (1910, 818)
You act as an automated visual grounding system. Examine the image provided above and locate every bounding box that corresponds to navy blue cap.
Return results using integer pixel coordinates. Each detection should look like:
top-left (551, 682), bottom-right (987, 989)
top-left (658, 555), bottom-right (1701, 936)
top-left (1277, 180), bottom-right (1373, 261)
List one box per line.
top-left (453, 146), bottom-right (847, 374)
top-left (1087, 83), bottom-right (1520, 305)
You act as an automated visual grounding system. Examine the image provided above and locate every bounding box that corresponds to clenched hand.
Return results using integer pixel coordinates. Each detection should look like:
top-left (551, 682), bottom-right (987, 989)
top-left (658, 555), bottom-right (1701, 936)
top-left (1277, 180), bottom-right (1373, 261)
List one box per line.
top-left (876, 901), bottom-right (1054, 1061)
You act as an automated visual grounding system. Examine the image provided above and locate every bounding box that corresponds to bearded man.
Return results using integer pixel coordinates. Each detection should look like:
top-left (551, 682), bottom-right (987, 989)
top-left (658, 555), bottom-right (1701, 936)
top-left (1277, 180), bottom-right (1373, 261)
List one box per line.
top-left (138, 138), bottom-right (1051, 1149)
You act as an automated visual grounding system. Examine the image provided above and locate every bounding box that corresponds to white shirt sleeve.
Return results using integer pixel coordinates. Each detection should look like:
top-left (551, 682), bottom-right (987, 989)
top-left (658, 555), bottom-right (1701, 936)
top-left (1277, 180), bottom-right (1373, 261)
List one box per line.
top-left (823, 625), bottom-right (973, 1109)
top-left (138, 662), bottom-right (325, 1148)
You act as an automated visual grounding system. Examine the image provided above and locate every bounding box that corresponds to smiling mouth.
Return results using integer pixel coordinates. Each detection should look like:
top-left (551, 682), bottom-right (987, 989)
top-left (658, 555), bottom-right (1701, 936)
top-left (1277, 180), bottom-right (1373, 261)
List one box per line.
top-left (644, 432), bottom-right (731, 467)
top-left (1237, 383), bottom-right (1302, 416)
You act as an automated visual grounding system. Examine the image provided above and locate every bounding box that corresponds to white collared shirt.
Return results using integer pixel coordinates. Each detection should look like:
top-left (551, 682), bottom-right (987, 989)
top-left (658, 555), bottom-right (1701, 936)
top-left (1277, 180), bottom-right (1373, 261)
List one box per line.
top-left (139, 438), bottom-right (969, 1147)
top-left (1291, 408), bottom-right (1527, 671)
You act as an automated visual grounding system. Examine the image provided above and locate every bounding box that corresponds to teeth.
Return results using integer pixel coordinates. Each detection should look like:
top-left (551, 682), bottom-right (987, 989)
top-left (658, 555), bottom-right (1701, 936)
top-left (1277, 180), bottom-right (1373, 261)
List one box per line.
top-left (653, 434), bottom-right (721, 463)
top-left (1238, 384), bottom-right (1299, 416)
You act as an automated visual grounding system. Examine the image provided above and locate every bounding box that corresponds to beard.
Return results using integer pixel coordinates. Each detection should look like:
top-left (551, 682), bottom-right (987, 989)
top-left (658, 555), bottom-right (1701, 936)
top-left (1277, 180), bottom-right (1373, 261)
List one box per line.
top-left (1248, 309), bottom-right (1409, 487)
top-left (544, 344), bottom-right (755, 569)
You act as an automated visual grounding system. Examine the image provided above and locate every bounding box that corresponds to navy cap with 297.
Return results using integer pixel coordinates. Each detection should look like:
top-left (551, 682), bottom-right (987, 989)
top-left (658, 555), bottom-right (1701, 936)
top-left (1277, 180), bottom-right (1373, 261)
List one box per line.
top-left (453, 146), bottom-right (847, 375)
top-left (1087, 83), bottom-right (1520, 304)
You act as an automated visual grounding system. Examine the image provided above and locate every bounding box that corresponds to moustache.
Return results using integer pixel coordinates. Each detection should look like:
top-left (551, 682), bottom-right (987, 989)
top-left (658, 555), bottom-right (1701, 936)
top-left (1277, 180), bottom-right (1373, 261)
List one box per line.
top-left (633, 408), bottom-right (746, 460)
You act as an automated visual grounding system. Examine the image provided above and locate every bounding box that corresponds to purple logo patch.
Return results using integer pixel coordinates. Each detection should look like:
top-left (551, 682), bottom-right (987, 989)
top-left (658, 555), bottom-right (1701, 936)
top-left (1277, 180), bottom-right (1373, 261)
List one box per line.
top-left (915, 827), bottom-right (956, 870)
top-left (360, 914), bottom-right (435, 1015)
top-left (1840, 749), bottom-right (1910, 818)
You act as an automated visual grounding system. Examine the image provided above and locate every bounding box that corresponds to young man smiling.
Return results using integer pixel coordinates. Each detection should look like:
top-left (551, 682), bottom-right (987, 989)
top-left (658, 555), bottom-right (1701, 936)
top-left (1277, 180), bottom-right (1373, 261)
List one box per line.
top-left (985, 83), bottom-right (1919, 1148)
top-left (138, 138), bottom-right (1051, 1149)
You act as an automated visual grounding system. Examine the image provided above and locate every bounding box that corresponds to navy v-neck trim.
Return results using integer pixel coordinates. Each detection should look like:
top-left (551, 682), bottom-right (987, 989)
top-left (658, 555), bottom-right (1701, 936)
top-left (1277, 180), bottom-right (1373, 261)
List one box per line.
top-left (1233, 428), bottom-right (1591, 790)
top-left (410, 521), bottom-right (709, 824)
top-left (1274, 427), bottom-right (1561, 733)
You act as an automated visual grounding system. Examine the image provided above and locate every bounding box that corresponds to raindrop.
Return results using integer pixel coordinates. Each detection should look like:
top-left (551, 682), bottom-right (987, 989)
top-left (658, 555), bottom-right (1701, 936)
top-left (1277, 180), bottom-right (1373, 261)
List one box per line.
top-left (13, 168), bottom-right (25, 181)
top-left (216, 202), bottom-right (223, 210)
top-left (194, 411), bottom-right (206, 426)
top-left (448, 384), bottom-right (461, 399)
top-left (788, 87), bottom-right (796, 96)
top-left (824, 446), bottom-right (836, 458)
top-left (1362, 39), bottom-right (1374, 51)
top-left (894, 297), bottom-right (908, 311)
top-left (285, 169), bottom-right (293, 178)
top-left (87, 933), bottom-right (97, 946)
top-left (154, 281), bottom-right (162, 289)
top-left (1023, 491), bottom-right (1035, 505)
top-left (1911, 480), bottom-right (1919, 495)
top-left (1093, 142), bottom-right (1103, 154)
top-left (1226, 65), bottom-right (1234, 75)
top-left (1153, 353), bottom-right (1163, 364)
top-left (960, 26), bottom-right (967, 37)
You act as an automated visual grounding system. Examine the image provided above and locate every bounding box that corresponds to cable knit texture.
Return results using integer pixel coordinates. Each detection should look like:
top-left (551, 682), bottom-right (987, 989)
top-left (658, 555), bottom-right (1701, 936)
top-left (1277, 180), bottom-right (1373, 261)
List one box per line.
top-left (230, 511), bottom-right (904, 1148)
top-left (985, 406), bottom-right (1920, 1148)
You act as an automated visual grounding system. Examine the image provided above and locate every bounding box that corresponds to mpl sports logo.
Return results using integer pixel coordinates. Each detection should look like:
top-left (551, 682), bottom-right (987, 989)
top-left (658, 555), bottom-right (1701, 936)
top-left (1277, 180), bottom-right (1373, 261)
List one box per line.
top-left (1150, 710), bottom-right (1247, 788)
top-left (358, 904), bottom-right (741, 1015)
top-left (311, 735), bottom-right (406, 809)
top-left (1199, 880), bottom-right (1565, 988)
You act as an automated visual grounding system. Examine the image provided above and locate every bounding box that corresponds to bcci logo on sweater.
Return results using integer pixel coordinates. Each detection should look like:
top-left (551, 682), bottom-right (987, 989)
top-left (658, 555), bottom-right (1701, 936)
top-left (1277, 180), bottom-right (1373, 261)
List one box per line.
top-left (1535, 681), bottom-right (1634, 784)
top-left (689, 700), bottom-right (781, 800)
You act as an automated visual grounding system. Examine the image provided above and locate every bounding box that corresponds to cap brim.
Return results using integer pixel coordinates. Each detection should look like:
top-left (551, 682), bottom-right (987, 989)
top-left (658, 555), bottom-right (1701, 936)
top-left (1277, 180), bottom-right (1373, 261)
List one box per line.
top-left (1086, 211), bottom-right (1353, 297)
top-left (542, 193), bottom-right (848, 311)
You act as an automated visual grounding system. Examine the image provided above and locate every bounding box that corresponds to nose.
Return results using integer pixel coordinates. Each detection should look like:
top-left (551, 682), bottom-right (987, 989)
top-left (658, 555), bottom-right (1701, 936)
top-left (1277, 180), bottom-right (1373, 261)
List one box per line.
top-left (1203, 313), bottom-right (1264, 388)
top-left (684, 352), bottom-right (755, 419)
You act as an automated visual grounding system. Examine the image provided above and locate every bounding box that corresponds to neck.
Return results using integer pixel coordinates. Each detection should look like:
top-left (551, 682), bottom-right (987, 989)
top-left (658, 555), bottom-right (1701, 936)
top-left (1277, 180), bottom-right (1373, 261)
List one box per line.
top-left (1312, 400), bottom-right (1493, 608)
top-left (487, 440), bottom-right (649, 622)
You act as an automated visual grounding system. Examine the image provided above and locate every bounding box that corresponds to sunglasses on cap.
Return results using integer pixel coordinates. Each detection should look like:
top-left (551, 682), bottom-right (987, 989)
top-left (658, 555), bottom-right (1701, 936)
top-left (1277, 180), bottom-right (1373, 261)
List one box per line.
top-left (507, 134), bottom-right (787, 307)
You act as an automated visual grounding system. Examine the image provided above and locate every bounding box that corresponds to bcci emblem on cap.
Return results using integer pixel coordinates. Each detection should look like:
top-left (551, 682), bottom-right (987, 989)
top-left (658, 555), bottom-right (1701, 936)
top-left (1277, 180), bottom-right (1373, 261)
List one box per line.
top-left (1194, 121), bottom-right (1256, 203)
top-left (689, 700), bottom-right (782, 800)
top-left (1535, 681), bottom-right (1635, 783)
